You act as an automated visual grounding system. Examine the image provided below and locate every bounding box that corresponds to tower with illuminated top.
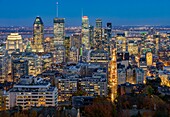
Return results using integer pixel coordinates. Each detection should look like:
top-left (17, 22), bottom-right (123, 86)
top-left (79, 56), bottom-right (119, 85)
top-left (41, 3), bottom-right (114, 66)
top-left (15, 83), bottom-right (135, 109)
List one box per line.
top-left (82, 16), bottom-right (90, 50)
top-left (32, 16), bottom-right (44, 53)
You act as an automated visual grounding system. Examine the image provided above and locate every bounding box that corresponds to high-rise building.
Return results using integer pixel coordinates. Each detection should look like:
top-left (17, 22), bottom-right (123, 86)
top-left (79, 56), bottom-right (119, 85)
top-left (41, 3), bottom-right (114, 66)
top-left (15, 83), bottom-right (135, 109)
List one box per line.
top-left (139, 56), bottom-right (147, 71)
top-left (53, 18), bottom-right (65, 63)
top-left (94, 19), bottom-right (103, 50)
top-left (22, 52), bottom-right (39, 76)
top-left (106, 23), bottom-right (112, 40)
top-left (6, 33), bottom-right (23, 55)
top-left (56, 46), bottom-right (65, 63)
top-left (103, 23), bottom-right (112, 53)
top-left (96, 19), bottom-right (102, 28)
top-left (44, 37), bottom-right (52, 53)
top-left (82, 16), bottom-right (90, 50)
top-left (64, 36), bottom-right (70, 62)
top-left (116, 33), bottom-right (127, 52)
top-left (11, 58), bottom-right (28, 83)
top-left (146, 52), bottom-right (153, 66)
top-left (0, 45), bottom-right (8, 83)
top-left (128, 40), bottom-right (138, 55)
top-left (32, 16), bottom-right (44, 53)
top-left (103, 23), bottom-right (112, 52)
top-left (54, 18), bottom-right (65, 46)
top-left (89, 25), bottom-right (94, 48)
top-left (70, 33), bottom-right (81, 49)
top-left (69, 47), bottom-right (79, 63)
top-left (41, 53), bottom-right (53, 70)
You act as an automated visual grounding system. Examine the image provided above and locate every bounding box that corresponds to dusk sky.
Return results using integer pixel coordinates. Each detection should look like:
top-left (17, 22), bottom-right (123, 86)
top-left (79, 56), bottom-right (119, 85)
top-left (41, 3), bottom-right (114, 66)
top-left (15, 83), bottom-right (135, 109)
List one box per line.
top-left (0, 0), bottom-right (170, 26)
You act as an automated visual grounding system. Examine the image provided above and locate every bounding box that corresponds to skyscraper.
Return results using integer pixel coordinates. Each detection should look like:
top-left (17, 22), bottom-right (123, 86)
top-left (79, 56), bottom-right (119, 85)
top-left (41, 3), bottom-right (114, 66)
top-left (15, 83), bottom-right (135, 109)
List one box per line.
top-left (103, 23), bottom-right (112, 53)
top-left (32, 16), bottom-right (44, 53)
top-left (70, 33), bottom-right (81, 49)
top-left (106, 23), bottom-right (112, 40)
top-left (82, 16), bottom-right (90, 50)
top-left (64, 36), bottom-right (70, 62)
top-left (94, 19), bottom-right (103, 50)
top-left (54, 18), bottom-right (65, 46)
top-left (96, 19), bottom-right (102, 28)
top-left (89, 25), bottom-right (94, 48)
top-left (53, 18), bottom-right (66, 63)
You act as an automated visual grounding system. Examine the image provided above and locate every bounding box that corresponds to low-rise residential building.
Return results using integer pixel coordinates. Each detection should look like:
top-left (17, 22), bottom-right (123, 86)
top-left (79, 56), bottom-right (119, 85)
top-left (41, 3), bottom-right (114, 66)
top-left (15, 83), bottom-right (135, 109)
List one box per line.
top-left (6, 75), bottom-right (58, 110)
top-left (56, 78), bottom-right (77, 104)
top-left (80, 76), bottom-right (107, 97)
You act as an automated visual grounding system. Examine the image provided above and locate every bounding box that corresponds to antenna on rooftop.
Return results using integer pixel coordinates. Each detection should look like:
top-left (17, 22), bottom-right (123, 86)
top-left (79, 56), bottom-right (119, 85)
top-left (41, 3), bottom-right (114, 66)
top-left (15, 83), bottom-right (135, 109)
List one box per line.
top-left (56, 1), bottom-right (59, 17)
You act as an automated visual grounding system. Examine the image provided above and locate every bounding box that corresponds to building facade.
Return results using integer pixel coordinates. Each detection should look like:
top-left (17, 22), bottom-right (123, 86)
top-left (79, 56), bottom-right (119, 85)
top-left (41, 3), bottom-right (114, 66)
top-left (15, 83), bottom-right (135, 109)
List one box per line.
top-left (6, 75), bottom-right (58, 110)
top-left (32, 16), bottom-right (44, 53)
top-left (82, 16), bottom-right (90, 50)
top-left (6, 33), bottom-right (23, 55)
top-left (12, 58), bottom-right (28, 83)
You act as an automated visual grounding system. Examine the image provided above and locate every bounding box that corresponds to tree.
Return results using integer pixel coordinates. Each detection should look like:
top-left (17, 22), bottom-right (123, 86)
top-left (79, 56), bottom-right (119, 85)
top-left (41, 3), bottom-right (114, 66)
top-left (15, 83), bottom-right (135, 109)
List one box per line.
top-left (84, 98), bottom-right (117, 117)
top-left (30, 110), bottom-right (37, 117)
top-left (153, 111), bottom-right (169, 117)
top-left (143, 85), bottom-right (154, 96)
top-left (0, 111), bottom-right (10, 117)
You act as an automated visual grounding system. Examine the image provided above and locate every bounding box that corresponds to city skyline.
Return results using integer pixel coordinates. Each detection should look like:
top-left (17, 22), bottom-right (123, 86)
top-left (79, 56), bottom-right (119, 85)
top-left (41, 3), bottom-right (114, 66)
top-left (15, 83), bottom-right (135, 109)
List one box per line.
top-left (0, 0), bottom-right (170, 26)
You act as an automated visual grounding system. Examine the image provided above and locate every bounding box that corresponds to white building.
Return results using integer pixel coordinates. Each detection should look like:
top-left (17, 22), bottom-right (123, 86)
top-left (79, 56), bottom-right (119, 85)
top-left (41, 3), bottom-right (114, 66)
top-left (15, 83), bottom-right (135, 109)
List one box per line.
top-left (6, 75), bottom-right (58, 110)
top-left (6, 33), bottom-right (23, 55)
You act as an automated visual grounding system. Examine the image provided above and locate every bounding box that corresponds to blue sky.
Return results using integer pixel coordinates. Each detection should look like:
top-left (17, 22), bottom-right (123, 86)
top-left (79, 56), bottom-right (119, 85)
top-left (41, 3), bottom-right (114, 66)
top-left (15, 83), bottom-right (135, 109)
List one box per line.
top-left (0, 0), bottom-right (170, 26)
